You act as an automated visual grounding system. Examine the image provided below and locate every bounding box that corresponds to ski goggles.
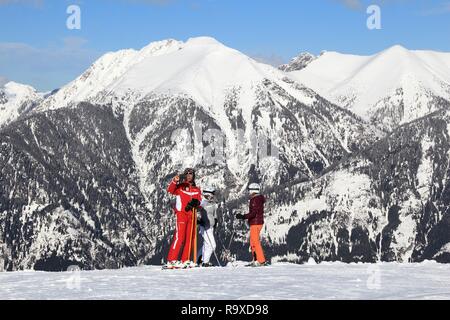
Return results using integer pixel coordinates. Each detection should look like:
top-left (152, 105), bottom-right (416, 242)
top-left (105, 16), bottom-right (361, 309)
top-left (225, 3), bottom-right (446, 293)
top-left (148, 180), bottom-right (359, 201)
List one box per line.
top-left (203, 194), bottom-right (214, 200)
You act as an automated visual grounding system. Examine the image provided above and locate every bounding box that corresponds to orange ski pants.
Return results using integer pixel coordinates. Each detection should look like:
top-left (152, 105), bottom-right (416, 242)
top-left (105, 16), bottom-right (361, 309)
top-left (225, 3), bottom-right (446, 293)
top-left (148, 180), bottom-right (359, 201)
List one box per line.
top-left (250, 224), bottom-right (266, 263)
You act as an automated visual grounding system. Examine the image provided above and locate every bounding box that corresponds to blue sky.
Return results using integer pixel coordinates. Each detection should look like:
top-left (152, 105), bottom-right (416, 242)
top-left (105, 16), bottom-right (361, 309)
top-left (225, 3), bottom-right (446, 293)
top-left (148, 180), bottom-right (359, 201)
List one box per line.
top-left (1, 0), bottom-right (449, 91)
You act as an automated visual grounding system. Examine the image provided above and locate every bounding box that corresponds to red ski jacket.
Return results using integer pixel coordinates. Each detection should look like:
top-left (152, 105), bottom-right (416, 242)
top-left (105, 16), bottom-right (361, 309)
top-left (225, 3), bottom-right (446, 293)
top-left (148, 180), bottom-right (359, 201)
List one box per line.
top-left (167, 180), bottom-right (202, 214)
top-left (244, 194), bottom-right (265, 225)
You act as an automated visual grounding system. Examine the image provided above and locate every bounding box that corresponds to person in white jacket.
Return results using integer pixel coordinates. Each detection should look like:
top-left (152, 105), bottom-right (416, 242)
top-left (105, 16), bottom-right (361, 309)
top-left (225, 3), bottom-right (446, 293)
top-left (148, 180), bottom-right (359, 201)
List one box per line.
top-left (197, 186), bottom-right (219, 267)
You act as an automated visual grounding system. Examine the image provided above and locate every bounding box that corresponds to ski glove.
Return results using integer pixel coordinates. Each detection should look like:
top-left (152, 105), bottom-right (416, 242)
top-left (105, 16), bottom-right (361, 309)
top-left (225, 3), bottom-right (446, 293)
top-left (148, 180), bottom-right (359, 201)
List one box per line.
top-left (236, 213), bottom-right (245, 220)
top-left (185, 199), bottom-right (201, 212)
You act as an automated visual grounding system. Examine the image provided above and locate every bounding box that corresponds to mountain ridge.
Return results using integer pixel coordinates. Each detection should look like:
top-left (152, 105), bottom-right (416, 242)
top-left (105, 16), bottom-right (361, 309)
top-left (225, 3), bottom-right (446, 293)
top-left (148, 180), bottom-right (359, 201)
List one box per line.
top-left (2, 38), bottom-right (450, 270)
top-left (288, 45), bottom-right (450, 131)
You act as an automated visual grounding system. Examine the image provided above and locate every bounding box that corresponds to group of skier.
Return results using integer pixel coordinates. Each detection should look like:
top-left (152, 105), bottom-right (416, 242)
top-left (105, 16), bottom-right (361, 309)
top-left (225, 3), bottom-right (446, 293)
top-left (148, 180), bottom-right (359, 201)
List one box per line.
top-left (164, 167), bottom-right (268, 269)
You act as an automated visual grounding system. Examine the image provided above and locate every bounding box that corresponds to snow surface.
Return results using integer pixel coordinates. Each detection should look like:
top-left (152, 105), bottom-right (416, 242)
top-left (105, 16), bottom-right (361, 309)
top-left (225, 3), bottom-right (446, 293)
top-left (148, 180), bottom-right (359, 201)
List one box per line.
top-left (1, 262), bottom-right (450, 300)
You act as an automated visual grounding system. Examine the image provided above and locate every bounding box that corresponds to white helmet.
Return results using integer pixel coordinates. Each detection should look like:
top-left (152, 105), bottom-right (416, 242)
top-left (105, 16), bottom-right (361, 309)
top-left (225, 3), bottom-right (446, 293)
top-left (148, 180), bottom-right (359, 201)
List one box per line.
top-left (202, 186), bottom-right (216, 196)
top-left (248, 183), bottom-right (260, 194)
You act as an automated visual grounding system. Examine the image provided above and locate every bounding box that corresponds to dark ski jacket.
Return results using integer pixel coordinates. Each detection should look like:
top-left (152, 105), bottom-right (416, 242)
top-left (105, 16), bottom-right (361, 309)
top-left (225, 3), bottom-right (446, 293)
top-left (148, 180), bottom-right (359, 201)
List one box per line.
top-left (244, 194), bottom-right (265, 225)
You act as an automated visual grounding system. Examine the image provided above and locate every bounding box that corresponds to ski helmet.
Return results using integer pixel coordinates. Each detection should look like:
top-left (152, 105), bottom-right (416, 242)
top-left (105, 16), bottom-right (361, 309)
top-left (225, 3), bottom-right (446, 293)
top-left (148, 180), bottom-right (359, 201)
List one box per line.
top-left (202, 185), bottom-right (216, 196)
top-left (202, 186), bottom-right (215, 200)
top-left (248, 183), bottom-right (260, 194)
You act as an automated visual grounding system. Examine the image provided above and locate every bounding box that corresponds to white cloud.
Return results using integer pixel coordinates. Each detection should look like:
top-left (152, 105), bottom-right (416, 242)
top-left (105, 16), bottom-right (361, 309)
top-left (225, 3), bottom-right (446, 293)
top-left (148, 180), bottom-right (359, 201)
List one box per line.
top-left (0, 76), bottom-right (8, 87)
top-left (334, 0), bottom-right (416, 11)
top-left (0, 37), bottom-right (100, 91)
top-left (63, 36), bottom-right (89, 49)
top-left (0, 0), bottom-right (173, 6)
top-left (125, 0), bottom-right (174, 4)
top-left (421, 2), bottom-right (450, 15)
top-left (339, 0), bottom-right (363, 9)
top-left (250, 53), bottom-right (286, 68)
top-left (333, 0), bottom-right (363, 10)
top-left (0, 0), bottom-right (43, 6)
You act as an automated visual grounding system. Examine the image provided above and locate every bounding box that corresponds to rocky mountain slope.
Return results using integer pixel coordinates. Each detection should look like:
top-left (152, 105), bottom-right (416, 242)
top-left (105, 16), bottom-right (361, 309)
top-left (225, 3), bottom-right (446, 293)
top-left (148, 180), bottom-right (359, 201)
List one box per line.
top-left (260, 103), bottom-right (450, 264)
top-left (2, 38), bottom-right (450, 270)
top-left (279, 52), bottom-right (317, 72)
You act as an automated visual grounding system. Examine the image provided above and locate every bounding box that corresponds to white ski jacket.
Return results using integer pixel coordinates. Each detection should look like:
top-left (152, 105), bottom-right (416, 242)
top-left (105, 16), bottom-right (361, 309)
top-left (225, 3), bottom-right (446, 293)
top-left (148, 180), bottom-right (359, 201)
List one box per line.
top-left (199, 199), bottom-right (218, 229)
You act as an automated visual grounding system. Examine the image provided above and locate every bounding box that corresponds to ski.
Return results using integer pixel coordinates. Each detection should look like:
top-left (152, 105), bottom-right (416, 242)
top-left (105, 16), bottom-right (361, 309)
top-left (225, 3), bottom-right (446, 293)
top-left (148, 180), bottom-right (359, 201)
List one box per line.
top-left (162, 265), bottom-right (198, 270)
top-left (245, 261), bottom-right (271, 267)
top-left (162, 265), bottom-right (178, 270)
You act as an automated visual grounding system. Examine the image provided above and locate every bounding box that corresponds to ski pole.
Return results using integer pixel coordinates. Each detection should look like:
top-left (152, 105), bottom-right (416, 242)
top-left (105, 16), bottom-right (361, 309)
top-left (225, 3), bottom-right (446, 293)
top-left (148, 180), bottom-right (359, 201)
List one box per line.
top-left (219, 228), bottom-right (236, 263)
top-left (204, 229), bottom-right (222, 267)
top-left (225, 213), bottom-right (242, 251)
top-left (187, 209), bottom-right (194, 263)
top-left (193, 207), bottom-right (198, 264)
top-left (218, 224), bottom-right (235, 251)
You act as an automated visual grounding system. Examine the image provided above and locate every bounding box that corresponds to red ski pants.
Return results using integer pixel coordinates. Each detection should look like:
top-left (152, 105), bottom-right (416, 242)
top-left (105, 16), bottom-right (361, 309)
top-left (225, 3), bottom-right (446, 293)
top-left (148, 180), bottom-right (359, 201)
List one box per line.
top-left (167, 211), bottom-right (196, 262)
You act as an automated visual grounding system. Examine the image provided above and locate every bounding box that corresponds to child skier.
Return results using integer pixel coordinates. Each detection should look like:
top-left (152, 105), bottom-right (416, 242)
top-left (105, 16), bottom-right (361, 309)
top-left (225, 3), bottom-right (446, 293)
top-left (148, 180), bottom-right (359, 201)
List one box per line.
top-left (165, 168), bottom-right (202, 269)
top-left (197, 186), bottom-right (219, 267)
top-left (236, 183), bottom-right (269, 267)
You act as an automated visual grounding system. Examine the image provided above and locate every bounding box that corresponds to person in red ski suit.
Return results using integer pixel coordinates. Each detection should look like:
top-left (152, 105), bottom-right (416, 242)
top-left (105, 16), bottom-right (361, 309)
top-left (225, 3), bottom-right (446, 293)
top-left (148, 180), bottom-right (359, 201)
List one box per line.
top-left (166, 168), bottom-right (202, 266)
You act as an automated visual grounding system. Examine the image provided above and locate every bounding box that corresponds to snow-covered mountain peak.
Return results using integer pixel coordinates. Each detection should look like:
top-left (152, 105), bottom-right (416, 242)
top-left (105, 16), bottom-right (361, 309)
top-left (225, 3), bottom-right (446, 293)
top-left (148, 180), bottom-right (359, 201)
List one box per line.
top-left (0, 81), bottom-right (42, 128)
top-left (279, 52), bottom-right (316, 72)
top-left (383, 44), bottom-right (409, 54)
top-left (38, 36), bottom-right (310, 113)
top-left (289, 45), bottom-right (450, 130)
top-left (138, 38), bottom-right (183, 57)
top-left (185, 36), bottom-right (224, 46)
top-left (109, 37), bottom-right (285, 108)
top-left (37, 39), bottom-right (184, 111)
top-left (29, 38), bottom-right (375, 215)
top-left (3, 81), bottom-right (38, 96)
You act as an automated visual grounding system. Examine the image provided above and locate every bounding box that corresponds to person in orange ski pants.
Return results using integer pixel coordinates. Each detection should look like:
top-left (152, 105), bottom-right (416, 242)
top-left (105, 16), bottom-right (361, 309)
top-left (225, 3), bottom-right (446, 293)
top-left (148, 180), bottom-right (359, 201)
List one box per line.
top-left (236, 183), bottom-right (268, 266)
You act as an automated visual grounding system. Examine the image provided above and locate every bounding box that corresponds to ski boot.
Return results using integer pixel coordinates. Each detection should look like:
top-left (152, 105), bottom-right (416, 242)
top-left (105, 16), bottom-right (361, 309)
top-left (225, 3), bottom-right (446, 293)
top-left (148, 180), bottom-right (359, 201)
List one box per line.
top-left (200, 262), bottom-right (213, 268)
top-left (162, 260), bottom-right (183, 270)
top-left (246, 260), bottom-right (270, 267)
top-left (182, 260), bottom-right (198, 269)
